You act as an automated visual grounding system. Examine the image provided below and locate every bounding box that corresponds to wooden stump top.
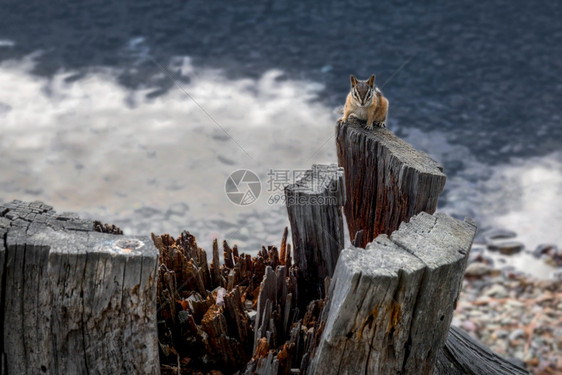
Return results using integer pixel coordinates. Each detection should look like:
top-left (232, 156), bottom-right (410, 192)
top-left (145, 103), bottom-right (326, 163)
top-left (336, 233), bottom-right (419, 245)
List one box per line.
top-left (309, 211), bottom-right (477, 375)
top-left (0, 200), bottom-right (159, 375)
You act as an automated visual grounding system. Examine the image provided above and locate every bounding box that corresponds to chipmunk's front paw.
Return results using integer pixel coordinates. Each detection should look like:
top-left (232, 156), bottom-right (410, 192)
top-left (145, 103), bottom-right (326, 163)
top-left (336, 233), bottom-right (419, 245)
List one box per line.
top-left (365, 121), bottom-right (374, 130)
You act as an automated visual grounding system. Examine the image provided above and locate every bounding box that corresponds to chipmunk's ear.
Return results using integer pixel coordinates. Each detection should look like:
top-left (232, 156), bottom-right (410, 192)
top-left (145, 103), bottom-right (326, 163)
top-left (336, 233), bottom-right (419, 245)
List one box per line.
top-left (367, 75), bottom-right (376, 87)
top-left (350, 75), bottom-right (357, 87)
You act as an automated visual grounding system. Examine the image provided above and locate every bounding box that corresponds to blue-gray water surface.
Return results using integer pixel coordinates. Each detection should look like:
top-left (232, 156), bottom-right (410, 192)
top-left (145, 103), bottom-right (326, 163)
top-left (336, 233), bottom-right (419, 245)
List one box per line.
top-left (0, 1), bottom-right (561, 276)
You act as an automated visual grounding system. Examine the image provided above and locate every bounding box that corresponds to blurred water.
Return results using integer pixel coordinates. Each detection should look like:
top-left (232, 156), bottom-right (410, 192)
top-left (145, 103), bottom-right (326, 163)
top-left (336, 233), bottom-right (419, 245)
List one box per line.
top-left (0, 1), bottom-right (561, 275)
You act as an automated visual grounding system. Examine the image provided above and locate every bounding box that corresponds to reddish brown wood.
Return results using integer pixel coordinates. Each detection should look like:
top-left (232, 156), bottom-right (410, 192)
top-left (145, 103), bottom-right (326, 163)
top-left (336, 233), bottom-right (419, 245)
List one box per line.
top-left (336, 120), bottom-right (446, 247)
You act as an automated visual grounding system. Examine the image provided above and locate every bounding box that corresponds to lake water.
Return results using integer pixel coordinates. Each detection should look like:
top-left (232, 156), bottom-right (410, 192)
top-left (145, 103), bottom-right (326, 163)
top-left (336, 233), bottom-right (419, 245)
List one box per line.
top-left (1, 1), bottom-right (561, 277)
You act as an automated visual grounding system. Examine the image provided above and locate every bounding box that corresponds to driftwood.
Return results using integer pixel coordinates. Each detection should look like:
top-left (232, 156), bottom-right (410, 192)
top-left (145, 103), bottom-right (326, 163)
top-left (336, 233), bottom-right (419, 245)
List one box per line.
top-left (336, 120), bottom-right (446, 247)
top-left (0, 200), bottom-right (159, 375)
top-left (285, 163), bottom-right (345, 302)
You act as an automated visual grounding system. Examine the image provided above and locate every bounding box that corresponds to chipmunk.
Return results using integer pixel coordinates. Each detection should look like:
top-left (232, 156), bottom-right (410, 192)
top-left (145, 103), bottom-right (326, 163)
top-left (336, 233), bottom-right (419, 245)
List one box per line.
top-left (340, 74), bottom-right (389, 129)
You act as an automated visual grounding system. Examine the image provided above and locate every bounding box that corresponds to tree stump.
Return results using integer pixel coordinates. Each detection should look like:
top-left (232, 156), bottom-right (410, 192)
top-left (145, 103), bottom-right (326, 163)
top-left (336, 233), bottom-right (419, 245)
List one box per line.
top-left (1, 199), bottom-right (531, 375)
top-left (285, 164), bottom-right (345, 301)
top-left (0, 200), bottom-right (159, 375)
top-left (308, 211), bottom-right (477, 375)
top-left (336, 120), bottom-right (446, 247)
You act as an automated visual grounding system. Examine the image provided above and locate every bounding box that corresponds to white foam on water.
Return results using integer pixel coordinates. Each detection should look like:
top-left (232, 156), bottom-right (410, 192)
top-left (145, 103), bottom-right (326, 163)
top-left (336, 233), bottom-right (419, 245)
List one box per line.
top-left (405, 128), bottom-right (562, 254)
top-left (0, 40), bottom-right (15, 47)
top-left (0, 53), bottom-right (335, 248)
top-left (0, 53), bottom-right (560, 264)
top-left (485, 153), bottom-right (562, 251)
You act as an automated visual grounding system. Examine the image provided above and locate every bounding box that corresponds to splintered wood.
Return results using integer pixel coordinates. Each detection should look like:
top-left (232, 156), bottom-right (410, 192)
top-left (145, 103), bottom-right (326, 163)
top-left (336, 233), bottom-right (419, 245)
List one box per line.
top-left (154, 229), bottom-right (323, 375)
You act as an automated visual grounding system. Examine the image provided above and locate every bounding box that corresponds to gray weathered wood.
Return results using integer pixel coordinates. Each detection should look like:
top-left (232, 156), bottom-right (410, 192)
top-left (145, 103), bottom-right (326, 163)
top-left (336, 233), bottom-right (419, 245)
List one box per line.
top-left (390, 212), bottom-right (476, 374)
top-left (0, 214), bottom-right (9, 374)
top-left (436, 326), bottom-right (529, 375)
top-left (0, 200), bottom-right (159, 375)
top-left (308, 211), bottom-right (477, 375)
top-left (250, 265), bottom-right (296, 364)
top-left (336, 120), bottom-right (446, 247)
top-left (285, 163), bottom-right (345, 301)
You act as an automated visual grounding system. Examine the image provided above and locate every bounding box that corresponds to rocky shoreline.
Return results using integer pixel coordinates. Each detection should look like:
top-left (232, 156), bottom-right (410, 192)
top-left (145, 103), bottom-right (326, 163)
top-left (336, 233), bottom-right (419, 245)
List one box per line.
top-left (455, 231), bottom-right (562, 375)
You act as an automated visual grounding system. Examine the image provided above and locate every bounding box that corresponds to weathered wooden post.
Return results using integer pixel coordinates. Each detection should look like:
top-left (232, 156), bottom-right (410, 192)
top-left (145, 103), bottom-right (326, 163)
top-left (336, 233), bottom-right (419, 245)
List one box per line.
top-left (307, 212), bottom-right (477, 374)
top-left (241, 165), bottom-right (344, 374)
top-left (0, 200), bottom-right (159, 375)
top-left (0, 215), bottom-right (8, 374)
top-left (285, 164), bottom-right (345, 301)
top-left (336, 120), bottom-right (446, 247)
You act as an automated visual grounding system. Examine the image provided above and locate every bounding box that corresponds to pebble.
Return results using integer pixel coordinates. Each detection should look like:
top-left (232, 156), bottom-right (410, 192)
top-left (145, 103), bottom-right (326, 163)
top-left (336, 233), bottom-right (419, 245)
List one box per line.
top-left (545, 257), bottom-right (561, 267)
top-left (494, 330), bottom-right (509, 339)
top-left (508, 329), bottom-right (525, 341)
top-left (487, 241), bottom-right (524, 255)
top-left (538, 245), bottom-right (562, 266)
top-left (484, 284), bottom-right (507, 298)
top-left (469, 253), bottom-right (495, 266)
top-left (470, 245), bottom-right (486, 254)
top-left (483, 228), bottom-right (517, 242)
top-left (461, 320), bottom-right (477, 332)
top-left (533, 243), bottom-right (557, 258)
top-left (465, 262), bottom-right (492, 277)
top-left (455, 262), bottom-right (562, 375)
top-left (505, 300), bottom-right (524, 308)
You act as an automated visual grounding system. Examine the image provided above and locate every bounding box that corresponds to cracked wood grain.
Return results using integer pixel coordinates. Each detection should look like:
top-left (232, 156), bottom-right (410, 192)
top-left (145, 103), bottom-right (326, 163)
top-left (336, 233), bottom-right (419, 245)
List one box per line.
top-left (285, 164), bottom-right (345, 303)
top-left (308, 212), bottom-right (476, 375)
top-left (0, 200), bottom-right (159, 375)
top-left (336, 121), bottom-right (446, 248)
